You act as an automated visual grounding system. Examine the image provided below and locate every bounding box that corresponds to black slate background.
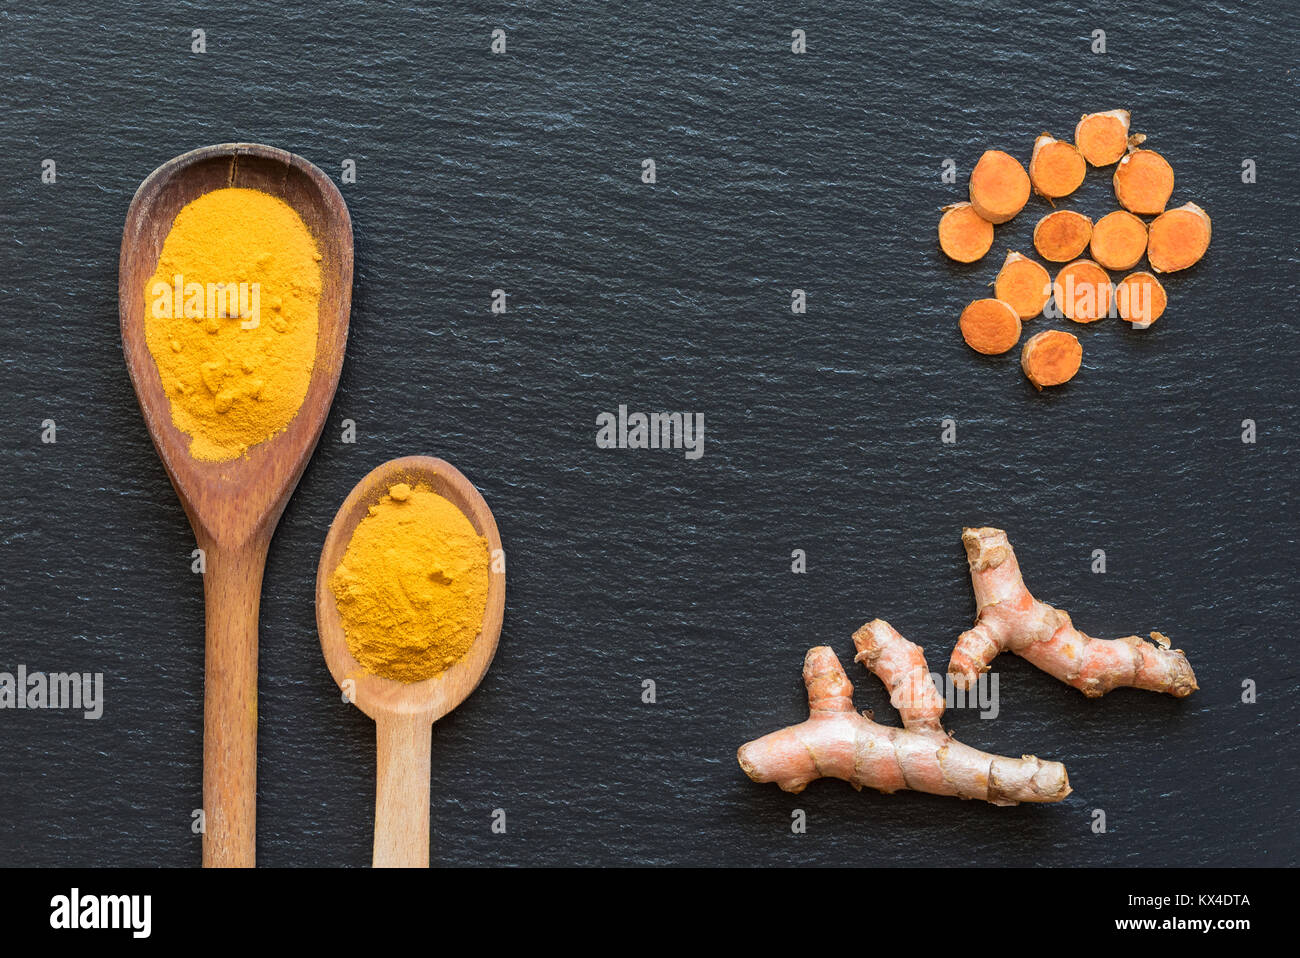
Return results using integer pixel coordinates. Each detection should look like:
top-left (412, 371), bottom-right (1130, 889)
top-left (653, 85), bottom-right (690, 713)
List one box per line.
top-left (1, 1), bottom-right (1297, 867)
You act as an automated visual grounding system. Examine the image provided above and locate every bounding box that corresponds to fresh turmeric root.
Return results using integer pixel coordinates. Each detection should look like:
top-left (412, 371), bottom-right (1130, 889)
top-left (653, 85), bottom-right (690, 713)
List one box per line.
top-left (1033, 210), bottom-right (1092, 262)
top-left (948, 528), bottom-right (1198, 698)
top-left (1021, 329), bottom-right (1082, 388)
top-left (939, 202), bottom-right (994, 262)
top-left (1029, 133), bottom-right (1086, 199)
top-left (1116, 271), bottom-right (1167, 327)
top-left (995, 251), bottom-right (1051, 319)
top-left (960, 298), bottom-right (1021, 354)
top-left (1075, 110), bottom-right (1138, 167)
top-left (941, 114), bottom-right (1208, 387)
top-left (1113, 148), bottom-right (1174, 215)
top-left (1147, 202), bottom-right (1211, 273)
top-left (969, 149), bottom-right (1030, 224)
top-left (1053, 259), bottom-right (1112, 323)
top-left (1089, 210), bottom-right (1148, 271)
top-left (738, 623), bottom-right (1071, 805)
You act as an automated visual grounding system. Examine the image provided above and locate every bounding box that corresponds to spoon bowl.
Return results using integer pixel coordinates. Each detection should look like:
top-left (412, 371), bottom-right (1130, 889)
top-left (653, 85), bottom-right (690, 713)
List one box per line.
top-left (316, 455), bottom-right (505, 866)
top-left (120, 143), bottom-right (352, 867)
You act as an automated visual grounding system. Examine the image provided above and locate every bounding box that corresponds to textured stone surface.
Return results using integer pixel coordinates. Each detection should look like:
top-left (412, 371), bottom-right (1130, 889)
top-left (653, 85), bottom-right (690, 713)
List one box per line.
top-left (0, 2), bottom-right (1297, 866)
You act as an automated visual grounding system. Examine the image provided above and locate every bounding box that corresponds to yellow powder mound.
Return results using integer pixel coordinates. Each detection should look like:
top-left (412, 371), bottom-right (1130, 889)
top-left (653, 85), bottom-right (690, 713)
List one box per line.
top-left (144, 187), bottom-right (321, 461)
top-left (330, 483), bottom-right (491, 683)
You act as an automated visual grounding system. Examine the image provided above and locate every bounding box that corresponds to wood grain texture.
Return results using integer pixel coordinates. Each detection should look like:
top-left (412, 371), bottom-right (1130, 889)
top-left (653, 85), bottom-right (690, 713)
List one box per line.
top-left (373, 713), bottom-right (432, 868)
top-left (316, 456), bottom-right (506, 867)
top-left (119, 144), bottom-right (353, 866)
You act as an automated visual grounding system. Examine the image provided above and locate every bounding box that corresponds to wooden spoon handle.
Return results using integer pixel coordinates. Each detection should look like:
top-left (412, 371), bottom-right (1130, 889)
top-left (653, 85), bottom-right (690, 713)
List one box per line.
top-left (200, 539), bottom-right (267, 868)
top-left (373, 713), bottom-right (433, 867)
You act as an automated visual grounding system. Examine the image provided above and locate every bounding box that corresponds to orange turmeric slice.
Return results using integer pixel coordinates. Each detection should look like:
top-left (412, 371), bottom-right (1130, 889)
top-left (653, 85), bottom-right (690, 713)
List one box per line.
top-left (1053, 259), bottom-right (1112, 323)
top-left (1113, 148), bottom-right (1174, 215)
top-left (938, 203), bottom-right (994, 263)
top-left (1147, 202), bottom-right (1211, 273)
top-left (1021, 330), bottom-right (1082, 389)
top-left (969, 150), bottom-right (1030, 224)
top-left (1116, 272), bottom-right (1167, 328)
top-left (1074, 110), bottom-right (1136, 167)
top-left (1029, 133), bottom-right (1086, 199)
top-left (1033, 210), bottom-right (1092, 262)
top-left (1089, 210), bottom-right (1148, 271)
top-left (994, 251), bottom-right (1051, 320)
top-left (959, 298), bottom-right (1022, 355)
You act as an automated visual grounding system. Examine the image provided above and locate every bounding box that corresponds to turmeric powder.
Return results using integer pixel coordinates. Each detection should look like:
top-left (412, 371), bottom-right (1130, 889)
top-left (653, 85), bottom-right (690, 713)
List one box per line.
top-left (144, 188), bottom-right (322, 461)
top-left (330, 482), bottom-right (490, 683)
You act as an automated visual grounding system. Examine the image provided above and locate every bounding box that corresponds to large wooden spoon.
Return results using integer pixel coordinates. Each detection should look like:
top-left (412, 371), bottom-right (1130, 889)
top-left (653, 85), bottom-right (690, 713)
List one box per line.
top-left (316, 456), bottom-right (505, 867)
top-left (119, 143), bottom-right (352, 867)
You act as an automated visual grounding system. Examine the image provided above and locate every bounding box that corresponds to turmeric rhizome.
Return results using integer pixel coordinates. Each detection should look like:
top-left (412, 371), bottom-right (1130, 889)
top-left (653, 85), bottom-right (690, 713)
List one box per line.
top-left (144, 188), bottom-right (322, 461)
top-left (1089, 210), bottom-right (1148, 271)
top-left (1116, 272), bottom-right (1167, 328)
top-left (1034, 210), bottom-right (1093, 263)
top-left (1028, 134), bottom-right (1086, 199)
top-left (938, 202), bottom-right (994, 263)
top-left (1021, 330), bottom-right (1082, 389)
top-left (969, 150), bottom-right (1030, 224)
top-left (994, 252), bottom-right (1051, 320)
top-left (1147, 203), bottom-right (1212, 273)
top-left (1113, 148), bottom-right (1174, 215)
top-left (1053, 260), bottom-right (1112, 323)
top-left (960, 298), bottom-right (1021, 355)
top-left (937, 110), bottom-right (1210, 391)
top-left (737, 629), bottom-right (1070, 805)
top-left (1074, 110), bottom-right (1135, 167)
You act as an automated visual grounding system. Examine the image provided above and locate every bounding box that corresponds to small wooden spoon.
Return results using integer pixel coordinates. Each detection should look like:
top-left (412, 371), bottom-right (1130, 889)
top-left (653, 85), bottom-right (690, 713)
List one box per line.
top-left (316, 456), bottom-right (505, 868)
top-left (119, 143), bottom-right (353, 867)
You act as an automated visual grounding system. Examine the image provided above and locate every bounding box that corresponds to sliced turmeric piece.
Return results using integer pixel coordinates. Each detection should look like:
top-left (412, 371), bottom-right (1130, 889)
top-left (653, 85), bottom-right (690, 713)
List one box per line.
top-left (1033, 210), bottom-right (1092, 262)
top-left (1021, 330), bottom-right (1082, 389)
top-left (1116, 272), bottom-right (1167, 328)
top-left (994, 251), bottom-right (1051, 320)
top-left (1074, 110), bottom-right (1137, 167)
top-left (1089, 210), bottom-right (1148, 271)
top-left (969, 150), bottom-right (1030, 224)
top-left (960, 298), bottom-right (1022, 355)
top-left (1052, 259), bottom-right (1112, 323)
top-left (1147, 202), bottom-right (1211, 273)
top-left (938, 203), bottom-right (994, 263)
top-left (1029, 134), bottom-right (1086, 199)
top-left (1113, 148), bottom-right (1174, 215)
